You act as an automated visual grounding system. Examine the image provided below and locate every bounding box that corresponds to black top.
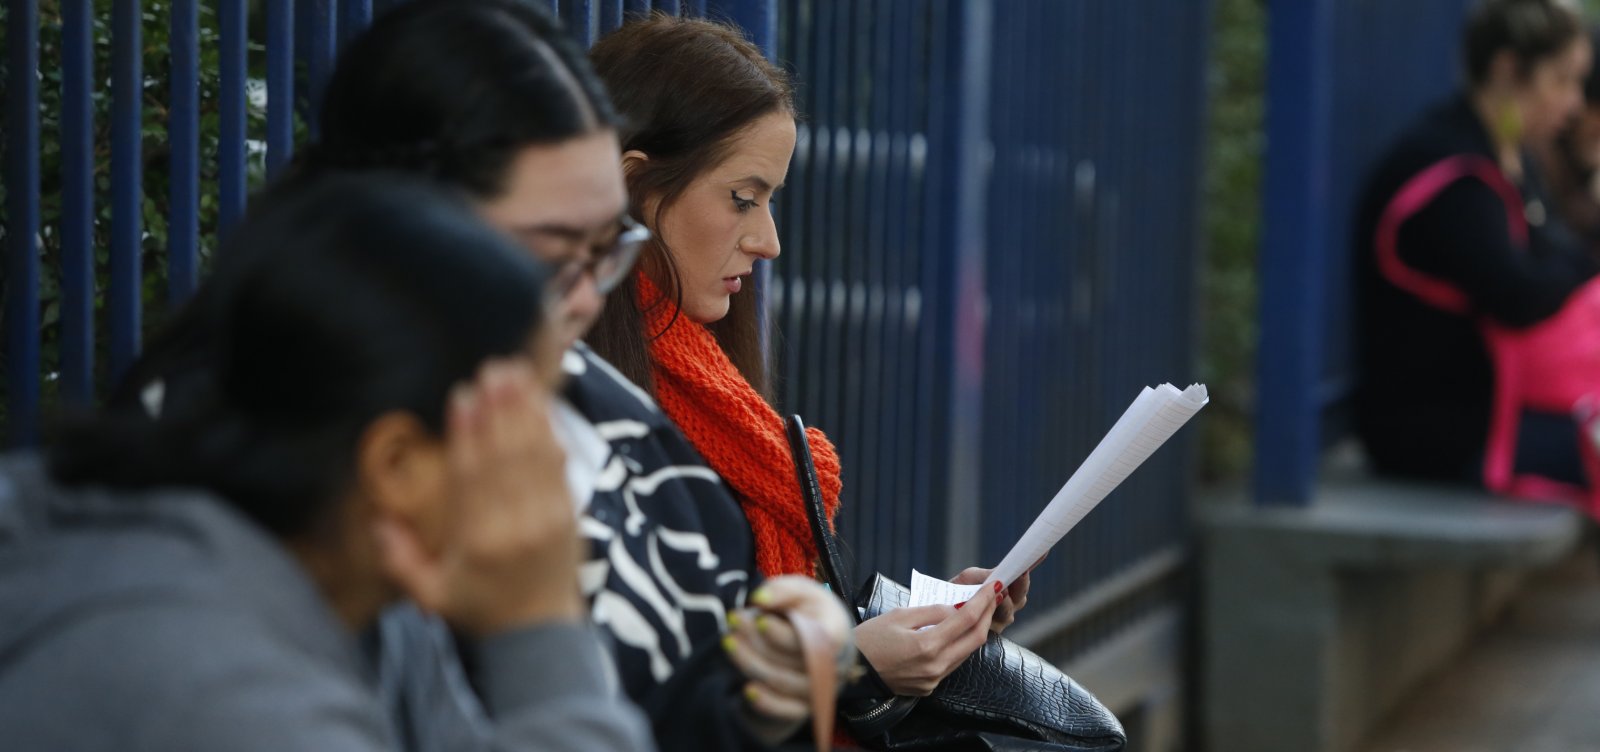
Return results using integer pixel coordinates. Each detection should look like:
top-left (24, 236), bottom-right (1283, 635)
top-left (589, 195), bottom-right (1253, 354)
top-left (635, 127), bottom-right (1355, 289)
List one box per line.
top-left (374, 344), bottom-right (774, 752)
top-left (561, 343), bottom-right (772, 751)
top-left (1354, 95), bottom-right (1600, 480)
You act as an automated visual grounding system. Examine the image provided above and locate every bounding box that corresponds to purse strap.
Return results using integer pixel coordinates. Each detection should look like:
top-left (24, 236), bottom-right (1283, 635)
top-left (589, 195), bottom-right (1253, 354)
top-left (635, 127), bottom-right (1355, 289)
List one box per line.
top-left (784, 415), bottom-right (859, 621)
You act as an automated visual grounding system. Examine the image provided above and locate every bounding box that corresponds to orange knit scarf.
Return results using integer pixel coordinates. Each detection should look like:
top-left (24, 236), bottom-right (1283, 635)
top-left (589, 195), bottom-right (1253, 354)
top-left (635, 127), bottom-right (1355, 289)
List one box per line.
top-left (637, 273), bottom-right (843, 578)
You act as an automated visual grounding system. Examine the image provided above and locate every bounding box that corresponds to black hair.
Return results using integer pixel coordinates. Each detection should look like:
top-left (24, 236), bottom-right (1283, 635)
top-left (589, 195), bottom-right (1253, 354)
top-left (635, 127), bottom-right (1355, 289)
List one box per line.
top-left (1464, 0), bottom-right (1585, 87)
top-left (301, 0), bottom-right (620, 199)
top-left (49, 174), bottom-right (552, 538)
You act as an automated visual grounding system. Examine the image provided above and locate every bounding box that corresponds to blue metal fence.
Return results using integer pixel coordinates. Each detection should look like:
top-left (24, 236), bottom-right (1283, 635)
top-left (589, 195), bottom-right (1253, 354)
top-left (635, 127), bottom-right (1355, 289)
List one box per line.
top-left (1255, 0), bottom-right (1473, 506)
top-left (4, 0), bottom-right (1210, 663)
top-left (770, 0), bottom-right (1209, 653)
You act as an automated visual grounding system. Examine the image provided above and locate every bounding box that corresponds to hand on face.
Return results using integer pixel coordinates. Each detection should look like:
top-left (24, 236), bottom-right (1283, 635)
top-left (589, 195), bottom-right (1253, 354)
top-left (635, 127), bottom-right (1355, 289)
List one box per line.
top-left (374, 359), bottom-right (583, 637)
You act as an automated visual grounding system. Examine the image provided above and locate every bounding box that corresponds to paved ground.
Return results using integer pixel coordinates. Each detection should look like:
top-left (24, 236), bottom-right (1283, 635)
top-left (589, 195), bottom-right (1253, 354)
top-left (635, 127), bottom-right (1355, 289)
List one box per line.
top-left (1360, 547), bottom-right (1600, 752)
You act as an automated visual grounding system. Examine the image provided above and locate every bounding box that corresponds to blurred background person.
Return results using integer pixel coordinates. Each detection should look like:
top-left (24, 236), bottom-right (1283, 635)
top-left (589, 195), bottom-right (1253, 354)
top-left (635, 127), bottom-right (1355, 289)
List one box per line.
top-left (1355, 0), bottom-right (1600, 516)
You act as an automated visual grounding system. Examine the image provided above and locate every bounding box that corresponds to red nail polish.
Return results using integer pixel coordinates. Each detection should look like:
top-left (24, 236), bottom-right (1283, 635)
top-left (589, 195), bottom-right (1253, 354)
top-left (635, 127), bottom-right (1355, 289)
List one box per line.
top-left (993, 582), bottom-right (1004, 593)
top-left (955, 601), bottom-right (966, 610)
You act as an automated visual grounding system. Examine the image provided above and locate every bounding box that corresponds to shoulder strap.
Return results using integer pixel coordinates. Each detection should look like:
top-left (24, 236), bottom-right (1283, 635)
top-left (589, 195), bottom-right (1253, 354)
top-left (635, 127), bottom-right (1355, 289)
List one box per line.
top-left (1374, 154), bottom-right (1528, 315)
top-left (784, 415), bottom-right (858, 620)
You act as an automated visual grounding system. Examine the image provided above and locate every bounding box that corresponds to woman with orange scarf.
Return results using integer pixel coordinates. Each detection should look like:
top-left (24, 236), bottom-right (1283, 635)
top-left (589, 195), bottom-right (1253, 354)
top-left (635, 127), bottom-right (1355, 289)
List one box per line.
top-left (586, 15), bottom-right (1031, 724)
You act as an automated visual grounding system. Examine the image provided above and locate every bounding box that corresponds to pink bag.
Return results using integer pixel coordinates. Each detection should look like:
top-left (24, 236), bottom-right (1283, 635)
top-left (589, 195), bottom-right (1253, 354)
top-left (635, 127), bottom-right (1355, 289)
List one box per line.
top-left (1375, 154), bottom-right (1600, 517)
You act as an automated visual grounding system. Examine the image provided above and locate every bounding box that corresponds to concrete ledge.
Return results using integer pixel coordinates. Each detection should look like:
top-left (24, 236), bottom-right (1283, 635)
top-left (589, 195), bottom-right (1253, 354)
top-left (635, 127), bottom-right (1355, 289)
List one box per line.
top-left (1201, 479), bottom-right (1585, 752)
top-left (1209, 478), bottom-right (1583, 568)
top-left (1064, 605), bottom-right (1184, 752)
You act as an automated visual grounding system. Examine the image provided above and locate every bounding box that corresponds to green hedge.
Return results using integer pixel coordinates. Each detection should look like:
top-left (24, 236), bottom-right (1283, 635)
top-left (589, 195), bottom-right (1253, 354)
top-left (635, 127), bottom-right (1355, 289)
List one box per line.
top-left (0, 1), bottom-right (273, 428)
top-left (1199, 0), bottom-right (1264, 483)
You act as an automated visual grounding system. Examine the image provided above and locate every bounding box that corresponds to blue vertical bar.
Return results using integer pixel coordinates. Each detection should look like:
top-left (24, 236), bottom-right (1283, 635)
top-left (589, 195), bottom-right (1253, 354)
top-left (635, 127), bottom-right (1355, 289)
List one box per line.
top-left (862, 0), bottom-right (894, 571)
top-left (798, 0), bottom-right (831, 416)
top-left (821, 0), bottom-right (848, 440)
top-left (982, 0), bottom-right (1020, 568)
top-left (5, 0), bottom-right (42, 445)
top-left (304, 0), bottom-right (337, 136)
top-left (599, 0), bottom-right (624, 34)
top-left (710, 0), bottom-right (778, 366)
top-left (886, 0), bottom-right (919, 568)
top-left (708, 0), bottom-right (774, 53)
top-left (267, 0), bottom-right (297, 176)
top-left (60, 0), bottom-right (96, 405)
top-left (110, 0), bottom-right (145, 381)
top-left (774, 0), bottom-right (807, 416)
top-left (170, 0), bottom-right (201, 306)
top-left (653, 0), bottom-right (679, 15)
top-left (1255, 0), bottom-right (1335, 506)
top-left (924, 0), bottom-right (991, 573)
top-left (219, 0), bottom-right (248, 231)
top-left (562, 0), bottom-right (595, 47)
top-left (339, 0), bottom-right (372, 49)
top-left (1182, 0), bottom-right (1214, 532)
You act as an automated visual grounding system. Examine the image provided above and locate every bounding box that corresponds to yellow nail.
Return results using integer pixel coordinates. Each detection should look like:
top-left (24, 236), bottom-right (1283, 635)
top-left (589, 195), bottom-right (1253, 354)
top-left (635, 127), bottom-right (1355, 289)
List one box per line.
top-left (744, 684), bottom-right (761, 703)
top-left (756, 615), bottom-right (770, 634)
top-left (727, 611), bottom-right (742, 630)
top-left (722, 635), bottom-right (737, 654)
top-left (750, 588), bottom-right (772, 606)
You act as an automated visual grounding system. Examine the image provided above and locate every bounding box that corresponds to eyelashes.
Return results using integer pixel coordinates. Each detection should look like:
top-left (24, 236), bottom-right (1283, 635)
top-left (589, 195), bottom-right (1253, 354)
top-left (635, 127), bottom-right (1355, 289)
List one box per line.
top-left (731, 190), bottom-right (758, 213)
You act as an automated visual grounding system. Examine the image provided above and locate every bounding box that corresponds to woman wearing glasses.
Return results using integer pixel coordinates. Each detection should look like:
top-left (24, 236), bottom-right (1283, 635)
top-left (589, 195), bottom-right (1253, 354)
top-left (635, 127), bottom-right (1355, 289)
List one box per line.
top-left (287, 2), bottom-right (852, 750)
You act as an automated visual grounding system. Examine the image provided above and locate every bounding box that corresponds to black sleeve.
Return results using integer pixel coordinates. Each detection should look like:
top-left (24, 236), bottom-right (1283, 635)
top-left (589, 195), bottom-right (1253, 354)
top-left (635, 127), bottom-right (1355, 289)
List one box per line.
top-left (837, 652), bottom-right (915, 741)
top-left (1399, 177), bottom-right (1599, 328)
top-left (641, 634), bottom-right (773, 752)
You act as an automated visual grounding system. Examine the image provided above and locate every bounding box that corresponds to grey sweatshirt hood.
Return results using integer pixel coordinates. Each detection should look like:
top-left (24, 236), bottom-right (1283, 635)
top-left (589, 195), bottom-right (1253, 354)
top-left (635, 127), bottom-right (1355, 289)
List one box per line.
top-left (0, 452), bottom-right (656, 752)
top-left (0, 453), bottom-right (358, 674)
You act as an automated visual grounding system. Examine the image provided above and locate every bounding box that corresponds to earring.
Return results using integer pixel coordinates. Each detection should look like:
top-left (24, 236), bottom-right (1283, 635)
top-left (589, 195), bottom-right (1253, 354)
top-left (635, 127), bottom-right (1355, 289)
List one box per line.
top-left (1496, 101), bottom-right (1524, 146)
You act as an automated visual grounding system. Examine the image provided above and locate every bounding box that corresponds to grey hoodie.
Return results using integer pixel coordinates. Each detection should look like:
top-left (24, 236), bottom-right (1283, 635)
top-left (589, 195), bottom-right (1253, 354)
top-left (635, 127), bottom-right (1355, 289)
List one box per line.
top-left (0, 453), bottom-right (654, 752)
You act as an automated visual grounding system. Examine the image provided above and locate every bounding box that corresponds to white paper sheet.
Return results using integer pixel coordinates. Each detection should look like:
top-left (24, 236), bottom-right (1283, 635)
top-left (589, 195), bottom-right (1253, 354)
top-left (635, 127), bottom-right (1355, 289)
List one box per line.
top-left (908, 568), bottom-right (984, 609)
top-left (896, 383), bottom-right (1208, 609)
top-left (983, 383), bottom-right (1208, 590)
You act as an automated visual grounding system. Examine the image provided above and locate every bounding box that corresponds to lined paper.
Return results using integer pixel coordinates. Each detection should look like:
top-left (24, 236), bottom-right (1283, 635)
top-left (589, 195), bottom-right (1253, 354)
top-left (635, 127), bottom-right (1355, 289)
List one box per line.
top-left (904, 383), bottom-right (1208, 609)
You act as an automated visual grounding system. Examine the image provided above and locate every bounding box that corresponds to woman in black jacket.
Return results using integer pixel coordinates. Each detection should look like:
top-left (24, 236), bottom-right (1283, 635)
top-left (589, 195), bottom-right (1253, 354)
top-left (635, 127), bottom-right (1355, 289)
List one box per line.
top-left (1356, 0), bottom-right (1600, 515)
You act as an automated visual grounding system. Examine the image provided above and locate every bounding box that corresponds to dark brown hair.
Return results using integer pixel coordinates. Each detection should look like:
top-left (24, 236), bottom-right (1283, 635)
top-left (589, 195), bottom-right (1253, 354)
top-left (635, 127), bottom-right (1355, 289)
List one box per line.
top-left (1464, 0), bottom-right (1585, 87)
top-left (586, 13), bottom-right (794, 400)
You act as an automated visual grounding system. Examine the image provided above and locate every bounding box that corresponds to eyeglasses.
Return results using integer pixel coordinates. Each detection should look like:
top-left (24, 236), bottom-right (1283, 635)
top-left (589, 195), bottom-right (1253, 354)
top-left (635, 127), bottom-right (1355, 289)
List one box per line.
top-left (548, 215), bottom-right (651, 298)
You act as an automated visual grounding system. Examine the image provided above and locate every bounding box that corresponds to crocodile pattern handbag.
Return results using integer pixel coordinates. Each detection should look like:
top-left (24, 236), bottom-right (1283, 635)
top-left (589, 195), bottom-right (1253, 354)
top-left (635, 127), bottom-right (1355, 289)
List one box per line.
top-left (785, 416), bottom-right (1126, 752)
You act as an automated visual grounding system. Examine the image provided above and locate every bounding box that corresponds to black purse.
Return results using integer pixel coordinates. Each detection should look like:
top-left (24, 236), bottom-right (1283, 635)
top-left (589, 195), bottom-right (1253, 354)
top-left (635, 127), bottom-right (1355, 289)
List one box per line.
top-left (786, 416), bottom-right (1127, 752)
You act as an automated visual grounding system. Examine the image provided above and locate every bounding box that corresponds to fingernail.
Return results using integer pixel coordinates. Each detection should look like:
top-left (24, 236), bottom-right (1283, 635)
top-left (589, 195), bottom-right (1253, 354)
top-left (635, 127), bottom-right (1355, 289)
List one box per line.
top-left (993, 582), bottom-right (1004, 594)
top-left (722, 635), bottom-right (737, 655)
top-left (727, 611), bottom-right (742, 630)
top-left (744, 684), bottom-right (761, 703)
top-left (955, 601), bottom-right (966, 610)
top-left (750, 588), bottom-right (772, 607)
top-left (756, 615), bottom-right (770, 633)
